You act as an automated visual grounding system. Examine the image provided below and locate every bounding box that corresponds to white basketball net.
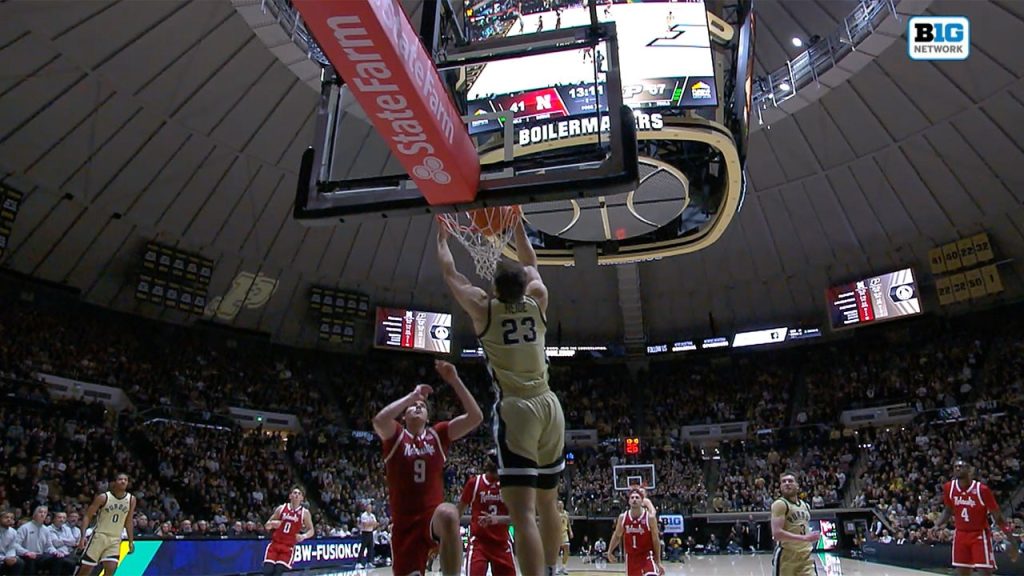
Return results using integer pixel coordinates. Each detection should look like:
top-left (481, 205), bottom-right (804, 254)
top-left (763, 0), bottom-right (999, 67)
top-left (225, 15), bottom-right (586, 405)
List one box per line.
top-left (438, 208), bottom-right (520, 281)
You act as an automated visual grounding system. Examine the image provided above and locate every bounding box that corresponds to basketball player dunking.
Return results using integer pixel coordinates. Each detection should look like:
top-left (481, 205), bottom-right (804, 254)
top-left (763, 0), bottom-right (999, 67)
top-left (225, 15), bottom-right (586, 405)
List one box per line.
top-left (75, 473), bottom-right (135, 576)
top-left (438, 218), bottom-right (566, 576)
top-left (770, 471), bottom-right (820, 576)
top-left (937, 459), bottom-right (1019, 575)
top-left (606, 489), bottom-right (664, 576)
top-left (262, 486), bottom-right (314, 575)
top-left (458, 451), bottom-right (515, 576)
top-left (373, 360), bottom-right (483, 576)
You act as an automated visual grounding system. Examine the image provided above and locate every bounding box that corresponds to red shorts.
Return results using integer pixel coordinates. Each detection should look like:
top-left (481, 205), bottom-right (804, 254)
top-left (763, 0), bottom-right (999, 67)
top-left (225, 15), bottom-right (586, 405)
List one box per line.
top-left (391, 511), bottom-right (439, 576)
top-left (626, 551), bottom-right (658, 576)
top-left (952, 529), bottom-right (996, 569)
top-left (466, 538), bottom-right (516, 576)
top-left (264, 541), bottom-right (295, 568)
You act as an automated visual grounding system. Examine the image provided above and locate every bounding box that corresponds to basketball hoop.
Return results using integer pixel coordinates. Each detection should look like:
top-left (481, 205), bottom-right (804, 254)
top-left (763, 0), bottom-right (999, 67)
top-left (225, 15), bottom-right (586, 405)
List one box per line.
top-left (438, 206), bottom-right (521, 281)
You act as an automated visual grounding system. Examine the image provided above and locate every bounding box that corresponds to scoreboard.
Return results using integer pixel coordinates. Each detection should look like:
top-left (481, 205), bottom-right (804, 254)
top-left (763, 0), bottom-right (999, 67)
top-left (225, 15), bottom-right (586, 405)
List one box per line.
top-left (466, 0), bottom-right (717, 136)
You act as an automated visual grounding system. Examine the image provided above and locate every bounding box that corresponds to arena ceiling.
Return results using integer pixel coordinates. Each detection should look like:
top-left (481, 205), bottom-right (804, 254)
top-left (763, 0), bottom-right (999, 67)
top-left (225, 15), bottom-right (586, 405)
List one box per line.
top-left (0, 0), bottom-right (1022, 349)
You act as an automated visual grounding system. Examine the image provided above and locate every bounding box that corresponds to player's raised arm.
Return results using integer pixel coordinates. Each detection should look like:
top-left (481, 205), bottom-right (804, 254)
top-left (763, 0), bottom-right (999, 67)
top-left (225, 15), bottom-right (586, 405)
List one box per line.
top-left (512, 220), bottom-right (547, 312)
top-left (435, 360), bottom-right (482, 440)
top-left (436, 226), bottom-right (488, 324)
top-left (372, 384), bottom-right (432, 440)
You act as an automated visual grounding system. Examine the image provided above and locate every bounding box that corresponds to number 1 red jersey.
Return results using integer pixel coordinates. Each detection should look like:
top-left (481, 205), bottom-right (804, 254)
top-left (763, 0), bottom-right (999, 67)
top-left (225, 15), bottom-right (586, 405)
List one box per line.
top-left (943, 479), bottom-right (998, 531)
top-left (623, 509), bottom-right (654, 557)
top-left (271, 504), bottom-right (305, 546)
top-left (383, 421), bottom-right (451, 517)
top-left (460, 474), bottom-right (510, 546)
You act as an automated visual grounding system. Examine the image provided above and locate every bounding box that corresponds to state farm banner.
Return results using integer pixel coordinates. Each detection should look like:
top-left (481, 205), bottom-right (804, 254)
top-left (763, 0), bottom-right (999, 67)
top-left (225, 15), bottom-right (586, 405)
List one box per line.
top-left (294, 0), bottom-right (480, 205)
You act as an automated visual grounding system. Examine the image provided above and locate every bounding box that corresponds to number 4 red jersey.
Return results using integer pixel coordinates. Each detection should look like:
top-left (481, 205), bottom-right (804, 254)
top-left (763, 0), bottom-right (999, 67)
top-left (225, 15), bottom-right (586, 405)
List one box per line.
top-left (943, 479), bottom-right (998, 531)
top-left (460, 474), bottom-right (510, 546)
top-left (383, 421), bottom-right (451, 517)
top-left (271, 504), bottom-right (305, 546)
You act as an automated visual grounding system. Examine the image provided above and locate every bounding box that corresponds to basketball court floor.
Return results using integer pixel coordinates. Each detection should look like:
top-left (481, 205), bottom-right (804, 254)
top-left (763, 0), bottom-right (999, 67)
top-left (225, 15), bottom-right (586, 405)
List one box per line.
top-left (307, 554), bottom-right (946, 575)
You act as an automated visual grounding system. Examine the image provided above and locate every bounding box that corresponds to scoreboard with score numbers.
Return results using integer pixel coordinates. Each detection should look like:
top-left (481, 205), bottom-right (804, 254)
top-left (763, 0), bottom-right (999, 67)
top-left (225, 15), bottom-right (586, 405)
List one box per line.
top-left (624, 437), bottom-right (641, 455)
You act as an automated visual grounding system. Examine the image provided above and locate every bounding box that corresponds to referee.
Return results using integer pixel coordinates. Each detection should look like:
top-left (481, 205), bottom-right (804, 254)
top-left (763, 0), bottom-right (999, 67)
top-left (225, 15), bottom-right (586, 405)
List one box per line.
top-left (356, 502), bottom-right (378, 569)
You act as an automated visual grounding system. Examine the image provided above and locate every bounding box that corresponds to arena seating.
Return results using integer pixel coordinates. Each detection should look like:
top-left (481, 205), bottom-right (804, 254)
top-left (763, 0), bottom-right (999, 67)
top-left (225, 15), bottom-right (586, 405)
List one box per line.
top-left (2, 292), bottom-right (1023, 552)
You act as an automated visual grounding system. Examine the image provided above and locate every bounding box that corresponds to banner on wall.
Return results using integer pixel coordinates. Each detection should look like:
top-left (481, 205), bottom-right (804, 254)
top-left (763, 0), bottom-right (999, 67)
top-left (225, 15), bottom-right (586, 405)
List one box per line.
top-left (114, 537), bottom-right (363, 576)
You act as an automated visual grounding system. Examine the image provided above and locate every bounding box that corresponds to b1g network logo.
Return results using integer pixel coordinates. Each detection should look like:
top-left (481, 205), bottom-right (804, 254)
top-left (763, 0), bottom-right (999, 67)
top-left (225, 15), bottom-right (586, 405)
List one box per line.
top-left (908, 16), bottom-right (969, 61)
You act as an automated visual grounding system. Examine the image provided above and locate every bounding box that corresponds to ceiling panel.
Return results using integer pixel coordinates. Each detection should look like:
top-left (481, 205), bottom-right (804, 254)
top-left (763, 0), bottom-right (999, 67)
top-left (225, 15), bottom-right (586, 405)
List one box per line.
top-left (1, 0), bottom-right (1022, 346)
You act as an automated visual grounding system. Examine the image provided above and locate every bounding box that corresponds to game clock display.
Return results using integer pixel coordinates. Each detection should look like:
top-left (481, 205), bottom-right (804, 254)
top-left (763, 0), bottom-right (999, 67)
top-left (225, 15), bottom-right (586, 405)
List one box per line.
top-left (624, 437), bottom-right (641, 455)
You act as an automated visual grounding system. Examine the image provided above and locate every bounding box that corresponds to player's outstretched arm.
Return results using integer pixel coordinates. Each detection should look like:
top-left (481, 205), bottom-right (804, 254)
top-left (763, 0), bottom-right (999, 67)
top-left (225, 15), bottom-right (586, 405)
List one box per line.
top-left (649, 514), bottom-right (665, 575)
top-left (436, 226), bottom-right (488, 324)
top-left (512, 220), bottom-right (548, 312)
top-left (607, 514), bottom-right (625, 562)
top-left (372, 384), bottom-right (432, 440)
top-left (125, 495), bottom-right (136, 554)
top-left (298, 509), bottom-right (315, 543)
top-left (435, 360), bottom-right (483, 440)
top-left (77, 493), bottom-right (106, 549)
top-left (935, 503), bottom-right (952, 530)
top-left (986, 490), bottom-right (1020, 562)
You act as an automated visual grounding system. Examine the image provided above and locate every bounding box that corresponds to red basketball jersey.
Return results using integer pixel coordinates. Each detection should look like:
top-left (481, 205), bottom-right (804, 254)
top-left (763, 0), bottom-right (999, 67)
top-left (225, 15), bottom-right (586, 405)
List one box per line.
top-left (271, 504), bottom-right (305, 546)
top-left (623, 509), bottom-right (654, 557)
top-left (943, 479), bottom-right (998, 531)
top-left (383, 421), bottom-right (451, 517)
top-left (460, 474), bottom-right (511, 546)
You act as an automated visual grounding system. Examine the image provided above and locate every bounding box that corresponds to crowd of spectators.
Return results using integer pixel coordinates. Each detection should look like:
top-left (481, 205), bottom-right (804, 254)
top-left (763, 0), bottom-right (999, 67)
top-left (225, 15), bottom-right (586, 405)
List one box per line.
top-left (644, 355), bottom-right (796, 433)
top-left (712, 427), bottom-right (854, 512)
top-left (3, 283), bottom-right (1024, 566)
top-left (856, 408), bottom-right (1024, 544)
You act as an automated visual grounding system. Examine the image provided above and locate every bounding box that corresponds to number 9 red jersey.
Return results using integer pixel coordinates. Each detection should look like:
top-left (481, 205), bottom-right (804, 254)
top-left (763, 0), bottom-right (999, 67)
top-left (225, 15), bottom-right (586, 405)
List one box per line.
top-left (383, 421), bottom-right (451, 517)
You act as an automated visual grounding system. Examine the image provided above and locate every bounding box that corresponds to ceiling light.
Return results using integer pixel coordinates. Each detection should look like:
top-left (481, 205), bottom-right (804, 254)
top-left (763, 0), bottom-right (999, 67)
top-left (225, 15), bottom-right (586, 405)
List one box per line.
top-left (792, 37), bottom-right (803, 47)
top-left (779, 82), bottom-right (791, 91)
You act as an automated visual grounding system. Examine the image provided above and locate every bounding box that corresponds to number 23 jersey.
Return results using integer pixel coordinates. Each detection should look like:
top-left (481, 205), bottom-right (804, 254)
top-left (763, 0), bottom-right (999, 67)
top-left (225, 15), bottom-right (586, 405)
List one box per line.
top-left (383, 420), bottom-right (451, 517)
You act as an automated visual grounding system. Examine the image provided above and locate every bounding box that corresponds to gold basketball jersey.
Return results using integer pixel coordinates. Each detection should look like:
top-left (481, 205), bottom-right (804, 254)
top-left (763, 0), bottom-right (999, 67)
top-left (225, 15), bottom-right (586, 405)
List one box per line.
top-left (772, 497), bottom-right (812, 554)
top-left (479, 296), bottom-right (548, 398)
top-left (560, 511), bottom-right (570, 537)
top-left (95, 491), bottom-right (131, 537)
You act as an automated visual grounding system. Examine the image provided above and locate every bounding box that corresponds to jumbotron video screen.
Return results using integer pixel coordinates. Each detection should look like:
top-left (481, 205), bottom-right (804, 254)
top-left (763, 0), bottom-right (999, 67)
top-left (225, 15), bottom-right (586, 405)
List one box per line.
top-left (826, 268), bottom-right (922, 331)
top-left (374, 307), bottom-right (453, 354)
top-left (465, 0), bottom-right (718, 135)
